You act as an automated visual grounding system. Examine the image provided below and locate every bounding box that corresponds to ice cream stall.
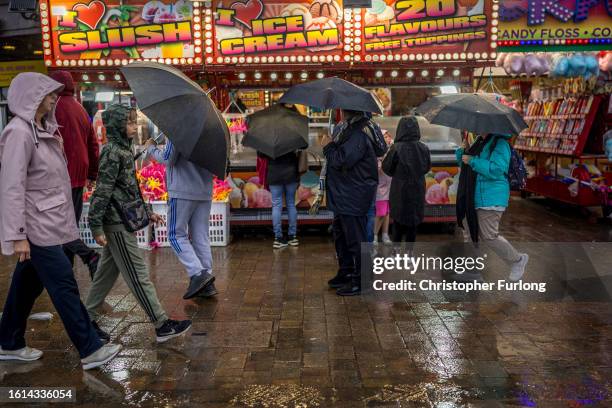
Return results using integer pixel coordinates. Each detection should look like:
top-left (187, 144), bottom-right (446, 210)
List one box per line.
top-left (38, 0), bottom-right (498, 228)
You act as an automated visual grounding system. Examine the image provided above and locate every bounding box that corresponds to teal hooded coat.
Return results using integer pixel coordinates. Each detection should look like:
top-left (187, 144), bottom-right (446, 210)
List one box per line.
top-left (455, 135), bottom-right (511, 208)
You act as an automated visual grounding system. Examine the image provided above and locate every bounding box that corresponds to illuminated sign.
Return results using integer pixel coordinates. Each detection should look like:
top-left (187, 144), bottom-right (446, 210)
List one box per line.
top-left (498, 0), bottom-right (612, 49)
top-left (361, 0), bottom-right (495, 61)
top-left (44, 0), bottom-right (200, 67)
top-left (211, 0), bottom-right (345, 62)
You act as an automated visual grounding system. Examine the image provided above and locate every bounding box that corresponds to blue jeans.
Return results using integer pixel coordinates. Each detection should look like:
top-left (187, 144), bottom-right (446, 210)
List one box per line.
top-left (366, 200), bottom-right (376, 243)
top-left (270, 182), bottom-right (298, 239)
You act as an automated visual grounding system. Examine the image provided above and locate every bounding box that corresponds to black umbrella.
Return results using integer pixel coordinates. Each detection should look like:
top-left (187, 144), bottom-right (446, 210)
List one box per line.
top-left (120, 62), bottom-right (229, 178)
top-left (279, 77), bottom-right (383, 114)
top-left (242, 104), bottom-right (308, 159)
top-left (416, 93), bottom-right (528, 136)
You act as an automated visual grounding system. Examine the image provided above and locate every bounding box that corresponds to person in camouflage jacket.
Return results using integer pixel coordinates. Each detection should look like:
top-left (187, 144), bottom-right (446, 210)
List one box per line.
top-left (88, 104), bottom-right (149, 235)
top-left (86, 104), bottom-right (192, 343)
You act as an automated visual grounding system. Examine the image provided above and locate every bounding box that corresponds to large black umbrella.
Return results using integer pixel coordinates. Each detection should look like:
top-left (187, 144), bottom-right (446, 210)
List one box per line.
top-left (242, 104), bottom-right (308, 159)
top-left (416, 93), bottom-right (528, 135)
top-left (120, 62), bottom-right (229, 178)
top-left (279, 77), bottom-right (383, 114)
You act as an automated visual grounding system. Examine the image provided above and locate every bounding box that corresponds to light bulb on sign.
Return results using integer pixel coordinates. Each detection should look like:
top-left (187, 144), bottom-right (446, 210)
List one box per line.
top-left (390, 70), bottom-right (398, 78)
top-left (270, 72), bottom-right (278, 80)
top-left (238, 73), bottom-right (246, 80)
top-left (254, 72), bottom-right (262, 80)
top-left (375, 70), bottom-right (383, 78)
top-left (285, 72), bottom-right (293, 80)
top-left (406, 71), bottom-right (414, 78)
top-left (316, 72), bottom-right (324, 79)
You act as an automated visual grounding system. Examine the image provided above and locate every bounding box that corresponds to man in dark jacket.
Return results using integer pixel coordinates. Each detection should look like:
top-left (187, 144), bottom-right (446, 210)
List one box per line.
top-left (323, 110), bottom-right (378, 296)
top-left (49, 71), bottom-right (100, 278)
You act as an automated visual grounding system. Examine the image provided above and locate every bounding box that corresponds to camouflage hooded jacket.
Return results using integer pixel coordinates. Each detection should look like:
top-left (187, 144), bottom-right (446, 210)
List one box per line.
top-left (88, 104), bottom-right (150, 235)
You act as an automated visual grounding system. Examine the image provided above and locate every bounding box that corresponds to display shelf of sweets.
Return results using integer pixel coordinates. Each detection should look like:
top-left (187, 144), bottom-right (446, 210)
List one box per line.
top-left (515, 95), bottom-right (602, 157)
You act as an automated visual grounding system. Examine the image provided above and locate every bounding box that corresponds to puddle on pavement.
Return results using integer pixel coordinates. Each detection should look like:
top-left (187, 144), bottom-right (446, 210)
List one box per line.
top-left (230, 384), bottom-right (324, 407)
top-left (363, 381), bottom-right (480, 406)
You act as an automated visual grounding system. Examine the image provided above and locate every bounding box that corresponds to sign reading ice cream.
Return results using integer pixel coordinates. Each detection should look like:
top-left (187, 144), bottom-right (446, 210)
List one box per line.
top-left (48, 0), bottom-right (196, 63)
top-left (213, 0), bottom-right (343, 58)
top-left (363, 0), bottom-right (493, 59)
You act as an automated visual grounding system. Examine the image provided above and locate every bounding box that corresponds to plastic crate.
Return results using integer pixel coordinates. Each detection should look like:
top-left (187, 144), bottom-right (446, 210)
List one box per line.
top-left (79, 203), bottom-right (150, 249)
top-left (151, 200), bottom-right (229, 247)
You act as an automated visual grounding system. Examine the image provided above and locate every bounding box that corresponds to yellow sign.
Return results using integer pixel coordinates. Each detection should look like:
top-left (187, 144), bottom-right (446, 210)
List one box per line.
top-left (0, 60), bottom-right (47, 87)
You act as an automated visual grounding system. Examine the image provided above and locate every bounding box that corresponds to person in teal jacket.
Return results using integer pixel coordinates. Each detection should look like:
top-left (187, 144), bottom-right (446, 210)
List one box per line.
top-left (456, 134), bottom-right (528, 282)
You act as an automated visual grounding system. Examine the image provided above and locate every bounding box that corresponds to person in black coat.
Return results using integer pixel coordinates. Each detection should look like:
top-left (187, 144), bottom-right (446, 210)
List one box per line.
top-left (382, 116), bottom-right (431, 249)
top-left (322, 110), bottom-right (378, 296)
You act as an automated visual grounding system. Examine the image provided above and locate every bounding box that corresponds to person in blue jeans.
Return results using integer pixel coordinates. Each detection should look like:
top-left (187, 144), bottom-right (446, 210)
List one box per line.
top-left (258, 151), bottom-right (300, 249)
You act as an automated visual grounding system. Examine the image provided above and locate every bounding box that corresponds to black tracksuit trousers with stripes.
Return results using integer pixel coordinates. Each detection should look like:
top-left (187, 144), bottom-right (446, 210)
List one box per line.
top-left (85, 230), bottom-right (168, 328)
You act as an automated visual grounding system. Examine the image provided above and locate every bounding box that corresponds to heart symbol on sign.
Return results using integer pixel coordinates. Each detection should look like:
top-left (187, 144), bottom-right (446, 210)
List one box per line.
top-left (73, 0), bottom-right (106, 30)
top-left (230, 0), bottom-right (264, 29)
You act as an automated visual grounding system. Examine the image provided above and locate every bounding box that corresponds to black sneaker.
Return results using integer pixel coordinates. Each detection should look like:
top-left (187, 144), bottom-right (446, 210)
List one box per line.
top-left (288, 236), bottom-right (299, 247)
top-left (197, 281), bottom-right (218, 298)
top-left (91, 321), bottom-right (110, 344)
top-left (336, 283), bottom-right (361, 296)
top-left (328, 274), bottom-right (352, 289)
top-left (87, 253), bottom-right (100, 281)
top-left (273, 238), bottom-right (288, 249)
top-left (155, 319), bottom-right (192, 343)
top-left (183, 272), bottom-right (215, 300)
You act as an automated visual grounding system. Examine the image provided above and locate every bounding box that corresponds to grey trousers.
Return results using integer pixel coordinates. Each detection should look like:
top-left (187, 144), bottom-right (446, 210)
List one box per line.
top-left (462, 209), bottom-right (521, 265)
top-left (167, 198), bottom-right (213, 278)
top-left (85, 230), bottom-right (168, 328)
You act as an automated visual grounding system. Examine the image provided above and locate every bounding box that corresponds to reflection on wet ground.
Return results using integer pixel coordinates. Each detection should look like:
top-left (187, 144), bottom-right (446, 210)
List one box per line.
top-left (0, 198), bottom-right (611, 407)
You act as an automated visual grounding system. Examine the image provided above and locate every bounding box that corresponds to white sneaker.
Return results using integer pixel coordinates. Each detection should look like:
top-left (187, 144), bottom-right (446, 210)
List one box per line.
top-left (509, 253), bottom-right (529, 282)
top-left (372, 236), bottom-right (378, 245)
top-left (382, 234), bottom-right (392, 245)
top-left (0, 346), bottom-right (43, 361)
top-left (81, 343), bottom-right (121, 370)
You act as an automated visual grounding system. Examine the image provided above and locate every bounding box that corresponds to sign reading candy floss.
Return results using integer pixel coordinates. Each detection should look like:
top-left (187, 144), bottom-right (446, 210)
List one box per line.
top-left (213, 0), bottom-right (343, 58)
top-left (498, 0), bottom-right (612, 49)
top-left (48, 0), bottom-right (196, 63)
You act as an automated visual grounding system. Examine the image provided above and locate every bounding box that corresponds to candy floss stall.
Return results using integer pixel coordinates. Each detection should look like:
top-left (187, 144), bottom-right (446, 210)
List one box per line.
top-left (38, 0), bottom-right (499, 235)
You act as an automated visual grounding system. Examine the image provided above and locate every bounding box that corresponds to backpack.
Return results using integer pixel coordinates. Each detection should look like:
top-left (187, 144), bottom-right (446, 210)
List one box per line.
top-left (359, 118), bottom-right (388, 157)
top-left (488, 136), bottom-right (527, 191)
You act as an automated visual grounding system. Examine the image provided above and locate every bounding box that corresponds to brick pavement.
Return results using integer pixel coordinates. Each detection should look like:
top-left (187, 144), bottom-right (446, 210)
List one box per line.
top-left (0, 198), bottom-right (611, 407)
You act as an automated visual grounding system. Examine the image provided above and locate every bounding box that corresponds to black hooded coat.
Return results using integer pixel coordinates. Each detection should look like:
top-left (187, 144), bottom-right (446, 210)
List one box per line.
top-left (382, 117), bottom-right (432, 226)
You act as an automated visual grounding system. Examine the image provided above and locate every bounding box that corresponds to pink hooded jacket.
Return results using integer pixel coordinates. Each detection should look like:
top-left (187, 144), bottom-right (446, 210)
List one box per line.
top-left (0, 72), bottom-right (79, 255)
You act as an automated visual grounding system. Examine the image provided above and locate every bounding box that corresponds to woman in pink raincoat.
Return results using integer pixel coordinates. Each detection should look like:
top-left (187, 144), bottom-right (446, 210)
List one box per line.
top-left (0, 72), bottom-right (120, 369)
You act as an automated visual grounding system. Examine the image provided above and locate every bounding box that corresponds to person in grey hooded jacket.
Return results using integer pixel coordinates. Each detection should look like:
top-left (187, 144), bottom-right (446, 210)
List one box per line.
top-left (146, 137), bottom-right (216, 299)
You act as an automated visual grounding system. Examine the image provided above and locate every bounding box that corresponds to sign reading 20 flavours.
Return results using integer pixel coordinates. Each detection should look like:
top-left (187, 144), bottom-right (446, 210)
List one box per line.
top-left (50, 0), bottom-right (196, 62)
top-left (363, 0), bottom-right (492, 56)
top-left (213, 0), bottom-right (344, 57)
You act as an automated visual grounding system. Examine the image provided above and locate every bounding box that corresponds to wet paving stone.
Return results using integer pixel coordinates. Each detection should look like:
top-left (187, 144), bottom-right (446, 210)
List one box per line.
top-left (0, 199), bottom-right (611, 406)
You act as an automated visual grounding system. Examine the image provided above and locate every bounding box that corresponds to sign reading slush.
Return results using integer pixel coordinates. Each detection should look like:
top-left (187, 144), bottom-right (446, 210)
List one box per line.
top-left (213, 0), bottom-right (343, 57)
top-left (49, 0), bottom-right (196, 61)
